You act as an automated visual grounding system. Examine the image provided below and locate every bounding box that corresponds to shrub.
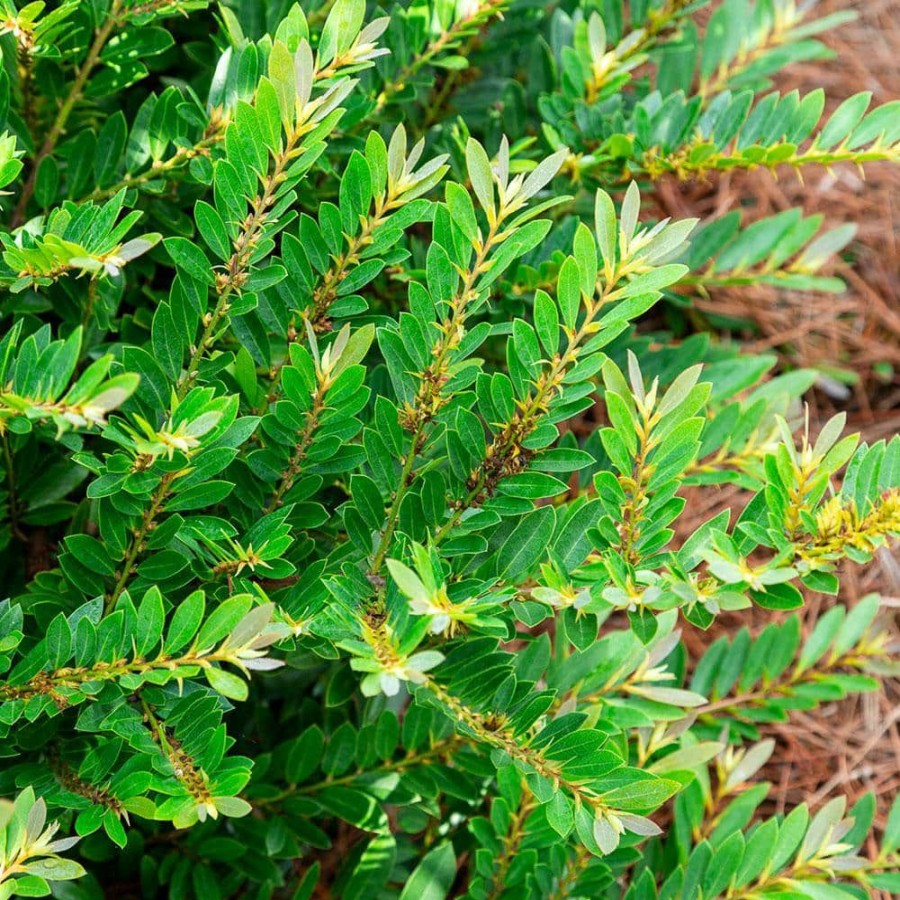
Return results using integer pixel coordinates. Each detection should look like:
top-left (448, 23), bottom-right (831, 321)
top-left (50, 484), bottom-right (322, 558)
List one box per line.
top-left (0, 0), bottom-right (898, 897)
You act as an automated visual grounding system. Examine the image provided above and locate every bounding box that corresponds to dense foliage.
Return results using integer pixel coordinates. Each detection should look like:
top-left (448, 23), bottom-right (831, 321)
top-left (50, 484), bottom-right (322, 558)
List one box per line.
top-left (0, 0), bottom-right (899, 897)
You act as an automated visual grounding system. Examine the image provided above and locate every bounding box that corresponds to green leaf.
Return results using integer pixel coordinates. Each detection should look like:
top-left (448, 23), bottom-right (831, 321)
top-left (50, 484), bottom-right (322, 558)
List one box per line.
top-left (817, 92), bottom-right (871, 149)
top-left (195, 200), bottom-right (231, 261)
top-left (205, 665), bottom-right (248, 701)
top-left (883, 793), bottom-right (900, 854)
top-left (599, 777), bottom-right (679, 811)
top-left (350, 474), bottom-right (385, 529)
top-left (465, 139), bottom-right (494, 214)
top-left (65, 534), bottom-right (116, 576)
top-left (214, 797), bottom-right (252, 818)
top-left (255, 78), bottom-right (283, 152)
top-left (751, 582), bottom-right (804, 610)
top-left (796, 606), bottom-right (845, 673)
top-left (498, 471), bottom-right (569, 499)
top-left (521, 149), bottom-right (566, 200)
top-left (386, 560), bottom-right (429, 605)
top-left (497, 506), bottom-right (557, 580)
top-left (20, 858), bottom-right (86, 881)
top-left (318, 0), bottom-right (365, 66)
top-left (196, 596), bottom-right (252, 649)
top-left (446, 182), bottom-right (477, 243)
top-left (594, 189), bottom-right (617, 268)
top-left (292, 863), bottom-right (321, 900)
top-left (618, 264), bottom-right (688, 298)
top-left (573, 223), bottom-right (598, 296)
top-left (287, 726), bottom-right (325, 783)
top-left (831, 594), bottom-right (879, 657)
top-left (398, 843), bottom-right (456, 900)
top-left (533, 289), bottom-right (560, 355)
top-left (164, 237), bottom-right (213, 284)
top-left (558, 256), bottom-right (581, 331)
top-left (344, 834), bottom-right (396, 900)
top-left (546, 792), bottom-right (575, 837)
top-left (135, 587), bottom-right (165, 657)
top-left (166, 590), bottom-right (206, 653)
top-left (269, 41), bottom-right (297, 127)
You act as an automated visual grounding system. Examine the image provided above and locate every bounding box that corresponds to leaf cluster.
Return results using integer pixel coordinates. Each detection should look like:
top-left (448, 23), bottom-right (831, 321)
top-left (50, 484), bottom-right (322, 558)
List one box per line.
top-left (0, 1), bottom-right (897, 897)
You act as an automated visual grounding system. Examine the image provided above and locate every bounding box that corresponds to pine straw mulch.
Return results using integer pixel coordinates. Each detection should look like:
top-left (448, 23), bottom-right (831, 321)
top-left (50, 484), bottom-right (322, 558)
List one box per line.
top-left (655, 0), bottom-right (900, 881)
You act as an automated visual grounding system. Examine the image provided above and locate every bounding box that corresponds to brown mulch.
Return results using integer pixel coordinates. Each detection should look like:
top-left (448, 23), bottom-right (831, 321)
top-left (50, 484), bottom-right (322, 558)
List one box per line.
top-left (663, 0), bottom-right (900, 882)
